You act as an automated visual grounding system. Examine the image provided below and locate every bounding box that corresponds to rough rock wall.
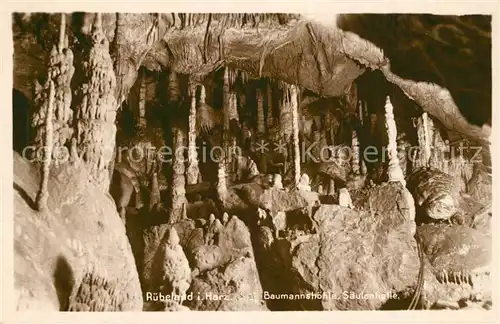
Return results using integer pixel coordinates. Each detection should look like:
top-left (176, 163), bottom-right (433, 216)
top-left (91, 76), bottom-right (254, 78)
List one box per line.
top-left (13, 152), bottom-right (142, 311)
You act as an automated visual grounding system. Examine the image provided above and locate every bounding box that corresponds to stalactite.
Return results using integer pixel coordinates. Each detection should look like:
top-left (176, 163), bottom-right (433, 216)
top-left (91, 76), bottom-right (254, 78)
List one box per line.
top-left (328, 179), bottom-right (335, 196)
top-left (73, 13), bottom-right (117, 191)
top-left (384, 96), bottom-right (405, 186)
top-left (422, 112), bottom-right (432, 166)
top-left (169, 128), bottom-right (188, 224)
top-left (187, 83), bottom-right (200, 185)
top-left (222, 67), bottom-right (231, 139)
top-left (289, 84), bottom-right (301, 186)
top-left (35, 80), bottom-right (55, 211)
top-left (138, 69), bottom-right (147, 129)
top-left (216, 160), bottom-right (228, 202)
top-left (218, 67), bottom-right (230, 201)
top-left (415, 112), bottom-right (432, 168)
top-left (32, 13), bottom-right (74, 163)
top-left (266, 81), bottom-right (274, 130)
top-left (168, 70), bottom-right (181, 103)
top-left (351, 129), bottom-right (360, 175)
top-left (149, 171), bottom-right (160, 212)
top-left (361, 160), bottom-right (367, 175)
top-left (229, 91), bottom-right (238, 122)
top-left (256, 88), bottom-right (265, 134)
top-left (358, 100), bottom-right (364, 126)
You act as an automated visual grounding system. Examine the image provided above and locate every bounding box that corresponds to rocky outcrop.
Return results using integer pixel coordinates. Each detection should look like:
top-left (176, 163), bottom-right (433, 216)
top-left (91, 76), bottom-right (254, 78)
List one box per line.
top-left (417, 224), bottom-right (492, 306)
top-left (254, 183), bottom-right (432, 310)
top-left (13, 152), bottom-right (142, 311)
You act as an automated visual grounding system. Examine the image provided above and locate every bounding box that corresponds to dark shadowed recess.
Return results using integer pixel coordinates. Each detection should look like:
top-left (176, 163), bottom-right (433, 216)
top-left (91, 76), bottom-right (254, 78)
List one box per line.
top-left (13, 89), bottom-right (32, 154)
top-left (337, 14), bottom-right (492, 127)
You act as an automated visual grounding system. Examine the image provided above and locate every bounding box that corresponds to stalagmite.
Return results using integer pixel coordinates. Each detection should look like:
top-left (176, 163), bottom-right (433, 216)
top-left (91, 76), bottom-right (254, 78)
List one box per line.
top-left (35, 80), bottom-right (55, 211)
top-left (160, 227), bottom-right (191, 300)
top-left (32, 13), bottom-right (74, 163)
top-left (186, 83), bottom-right (200, 185)
top-left (148, 171), bottom-right (160, 212)
top-left (429, 127), bottom-right (448, 173)
top-left (358, 100), bottom-right (364, 126)
top-left (216, 160), bottom-right (228, 202)
top-left (289, 84), bottom-right (301, 186)
top-left (278, 84), bottom-right (293, 141)
top-left (168, 70), bottom-right (181, 104)
top-left (74, 13), bottom-right (117, 191)
top-left (266, 81), bottom-right (274, 130)
top-left (217, 67), bottom-right (230, 202)
top-left (351, 129), bottom-right (361, 175)
top-left (416, 112), bottom-right (432, 168)
top-left (256, 88), bottom-right (265, 134)
top-left (384, 96), bottom-right (406, 186)
top-left (328, 179), bottom-right (335, 196)
top-left (169, 128), bottom-right (188, 224)
top-left (138, 69), bottom-right (147, 129)
top-left (339, 188), bottom-right (354, 209)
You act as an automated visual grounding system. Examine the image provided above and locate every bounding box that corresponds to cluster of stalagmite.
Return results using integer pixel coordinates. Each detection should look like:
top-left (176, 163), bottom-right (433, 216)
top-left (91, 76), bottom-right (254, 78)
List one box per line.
top-left (169, 128), bottom-right (188, 224)
top-left (384, 96), bottom-right (405, 185)
top-left (186, 83), bottom-right (200, 185)
top-left (74, 14), bottom-right (118, 191)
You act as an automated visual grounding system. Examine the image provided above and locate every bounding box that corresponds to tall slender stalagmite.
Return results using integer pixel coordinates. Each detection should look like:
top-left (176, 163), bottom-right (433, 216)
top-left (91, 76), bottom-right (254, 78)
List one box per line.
top-left (74, 13), bottom-right (117, 191)
top-left (384, 96), bottom-right (405, 185)
top-left (256, 88), bottom-right (265, 134)
top-left (278, 82), bottom-right (293, 141)
top-left (169, 128), bottom-right (188, 224)
top-left (187, 83), bottom-right (200, 185)
top-left (138, 69), bottom-right (147, 129)
top-left (289, 84), bottom-right (301, 186)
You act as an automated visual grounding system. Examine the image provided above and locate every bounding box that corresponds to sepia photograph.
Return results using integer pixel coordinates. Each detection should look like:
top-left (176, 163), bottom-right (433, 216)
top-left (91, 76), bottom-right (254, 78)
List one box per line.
top-left (6, 3), bottom-right (495, 320)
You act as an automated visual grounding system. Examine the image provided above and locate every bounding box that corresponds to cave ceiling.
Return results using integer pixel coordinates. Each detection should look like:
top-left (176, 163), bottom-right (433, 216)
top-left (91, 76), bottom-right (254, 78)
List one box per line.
top-left (12, 12), bottom-right (492, 145)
